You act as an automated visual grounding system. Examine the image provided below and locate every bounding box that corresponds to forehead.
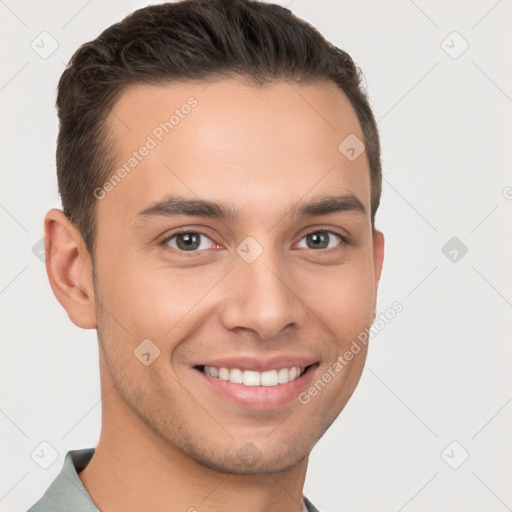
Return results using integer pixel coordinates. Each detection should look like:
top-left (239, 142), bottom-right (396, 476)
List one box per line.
top-left (99, 78), bottom-right (370, 226)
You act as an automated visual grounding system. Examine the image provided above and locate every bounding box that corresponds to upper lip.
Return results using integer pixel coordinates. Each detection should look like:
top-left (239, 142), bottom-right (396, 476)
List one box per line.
top-left (193, 355), bottom-right (318, 372)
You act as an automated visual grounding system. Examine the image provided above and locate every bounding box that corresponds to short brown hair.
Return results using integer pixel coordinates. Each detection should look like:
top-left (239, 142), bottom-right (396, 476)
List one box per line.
top-left (56, 0), bottom-right (381, 259)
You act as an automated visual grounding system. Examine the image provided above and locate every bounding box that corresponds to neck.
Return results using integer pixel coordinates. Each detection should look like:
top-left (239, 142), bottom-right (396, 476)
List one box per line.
top-left (78, 365), bottom-right (309, 512)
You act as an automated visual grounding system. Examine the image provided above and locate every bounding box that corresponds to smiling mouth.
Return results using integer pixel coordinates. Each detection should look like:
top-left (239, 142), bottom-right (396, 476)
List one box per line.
top-left (194, 364), bottom-right (317, 387)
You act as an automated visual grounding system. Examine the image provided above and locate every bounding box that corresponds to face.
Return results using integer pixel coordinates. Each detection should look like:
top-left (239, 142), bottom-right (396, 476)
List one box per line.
top-left (90, 78), bottom-right (384, 474)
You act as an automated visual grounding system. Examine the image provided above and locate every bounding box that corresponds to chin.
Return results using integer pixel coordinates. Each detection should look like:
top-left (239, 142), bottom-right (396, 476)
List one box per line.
top-left (185, 439), bottom-right (309, 475)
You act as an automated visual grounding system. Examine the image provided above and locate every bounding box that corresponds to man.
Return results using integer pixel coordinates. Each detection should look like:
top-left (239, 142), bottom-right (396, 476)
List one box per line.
top-left (29, 0), bottom-right (384, 510)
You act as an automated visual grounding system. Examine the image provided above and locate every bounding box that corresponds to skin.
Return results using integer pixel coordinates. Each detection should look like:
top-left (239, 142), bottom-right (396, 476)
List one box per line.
top-left (44, 78), bottom-right (384, 512)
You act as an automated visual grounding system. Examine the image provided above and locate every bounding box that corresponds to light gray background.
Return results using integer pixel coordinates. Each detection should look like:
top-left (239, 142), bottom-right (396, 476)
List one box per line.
top-left (1, 1), bottom-right (511, 511)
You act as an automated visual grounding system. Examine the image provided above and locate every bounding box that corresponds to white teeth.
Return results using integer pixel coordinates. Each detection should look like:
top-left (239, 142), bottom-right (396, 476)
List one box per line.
top-left (202, 366), bottom-right (305, 386)
top-left (260, 370), bottom-right (278, 386)
top-left (229, 368), bottom-right (243, 384)
top-left (277, 368), bottom-right (289, 384)
top-left (243, 370), bottom-right (260, 386)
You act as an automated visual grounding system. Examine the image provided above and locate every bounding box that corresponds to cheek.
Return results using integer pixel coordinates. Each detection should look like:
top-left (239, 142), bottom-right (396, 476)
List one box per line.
top-left (96, 262), bottom-right (222, 357)
top-left (94, 244), bottom-right (189, 323)
top-left (297, 259), bottom-right (377, 341)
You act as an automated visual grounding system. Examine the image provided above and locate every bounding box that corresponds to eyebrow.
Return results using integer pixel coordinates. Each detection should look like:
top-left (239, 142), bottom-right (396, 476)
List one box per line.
top-left (134, 193), bottom-right (367, 224)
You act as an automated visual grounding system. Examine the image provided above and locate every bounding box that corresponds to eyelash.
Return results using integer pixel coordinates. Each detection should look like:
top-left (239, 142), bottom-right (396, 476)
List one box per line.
top-left (159, 226), bottom-right (349, 255)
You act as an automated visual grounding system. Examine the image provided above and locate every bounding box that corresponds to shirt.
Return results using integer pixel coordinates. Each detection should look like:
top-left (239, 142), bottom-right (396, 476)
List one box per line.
top-left (27, 448), bottom-right (322, 512)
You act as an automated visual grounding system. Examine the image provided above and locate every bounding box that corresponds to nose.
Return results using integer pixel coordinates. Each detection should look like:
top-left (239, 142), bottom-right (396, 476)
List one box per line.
top-left (219, 242), bottom-right (307, 340)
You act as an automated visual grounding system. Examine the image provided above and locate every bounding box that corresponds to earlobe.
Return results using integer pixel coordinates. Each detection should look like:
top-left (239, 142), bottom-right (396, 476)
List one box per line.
top-left (44, 209), bottom-right (97, 329)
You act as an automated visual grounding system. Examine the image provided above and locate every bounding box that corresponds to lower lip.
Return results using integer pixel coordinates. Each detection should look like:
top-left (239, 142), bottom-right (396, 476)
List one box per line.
top-left (194, 364), bottom-right (319, 410)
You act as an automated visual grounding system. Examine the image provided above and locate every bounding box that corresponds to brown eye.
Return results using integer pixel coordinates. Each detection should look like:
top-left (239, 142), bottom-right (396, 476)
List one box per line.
top-left (163, 231), bottom-right (215, 252)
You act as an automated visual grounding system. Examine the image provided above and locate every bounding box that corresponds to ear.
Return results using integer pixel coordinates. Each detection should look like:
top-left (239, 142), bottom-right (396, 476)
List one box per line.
top-left (44, 209), bottom-right (97, 329)
top-left (372, 229), bottom-right (385, 289)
